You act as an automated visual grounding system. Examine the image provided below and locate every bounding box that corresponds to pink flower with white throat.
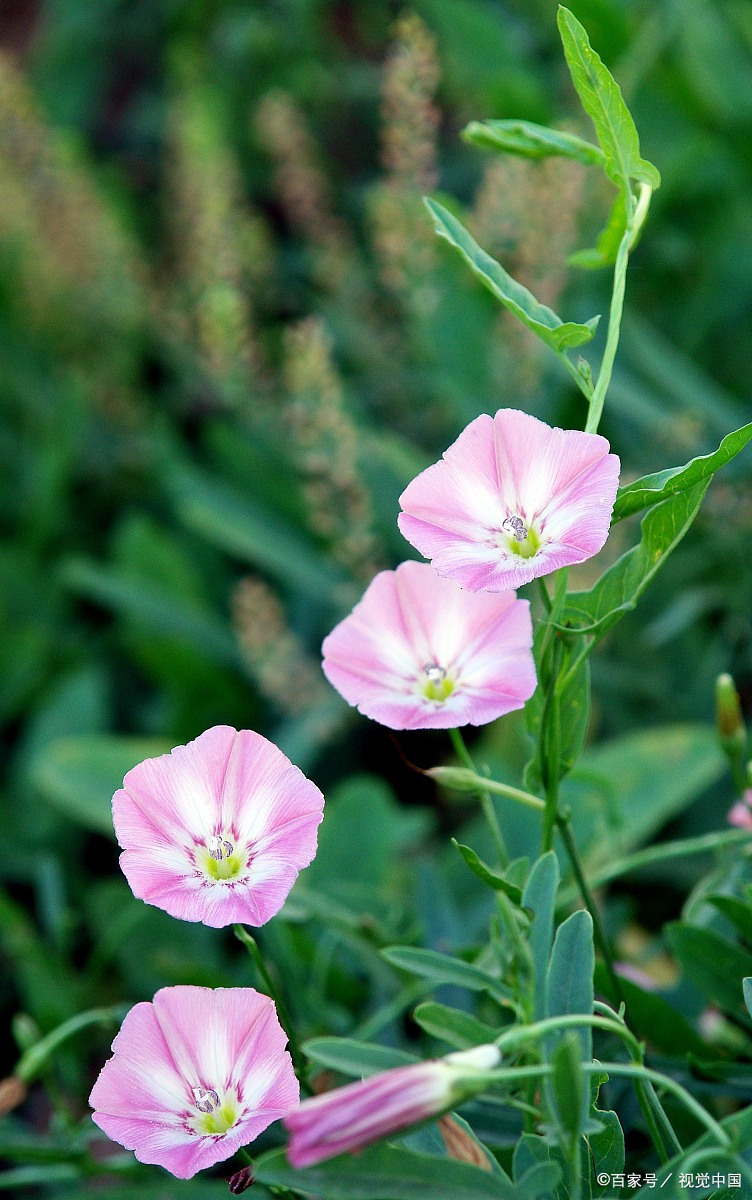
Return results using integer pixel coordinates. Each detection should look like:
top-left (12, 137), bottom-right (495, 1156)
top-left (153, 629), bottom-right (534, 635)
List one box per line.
top-left (398, 408), bottom-right (620, 591)
top-left (284, 1044), bottom-right (501, 1168)
top-left (321, 560), bottom-right (536, 730)
top-left (90, 986), bottom-right (298, 1179)
top-left (113, 726), bottom-right (324, 928)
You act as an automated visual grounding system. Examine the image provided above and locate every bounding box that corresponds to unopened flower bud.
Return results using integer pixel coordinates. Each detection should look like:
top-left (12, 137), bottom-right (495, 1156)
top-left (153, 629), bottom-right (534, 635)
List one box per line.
top-left (426, 765), bottom-right (485, 793)
top-left (284, 1044), bottom-right (501, 1168)
top-left (228, 1164), bottom-right (255, 1193)
top-left (716, 674), bottom-right (746, 758)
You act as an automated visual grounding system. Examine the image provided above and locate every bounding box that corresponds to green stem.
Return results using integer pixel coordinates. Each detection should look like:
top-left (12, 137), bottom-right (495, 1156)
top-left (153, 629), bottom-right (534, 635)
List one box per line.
top-left (585, 183), bottom-right (652, 434)
top-left (234, 925), bottom-right (310, 1091)
top-left (555, 814), bottom-right (625, 1013)
top-left (540, 640), bottom-right (563, 854)
top-left (15, 1006), bottom-right (127, 1084)
top-left (449, 728), bottom-right (509, 867)
top-left (536, 577), bottom-right (552, 615)
top-left (484, 1060), bottom-right (729, 1150)
top-left (565, 827), bottom-right (752, 898)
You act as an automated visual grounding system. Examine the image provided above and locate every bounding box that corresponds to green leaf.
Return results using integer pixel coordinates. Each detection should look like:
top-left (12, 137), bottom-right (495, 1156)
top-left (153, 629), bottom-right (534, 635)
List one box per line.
top-left (412, 1002), bottom-right (499, 1051)
top-left (382, 947), bottom-right (512, 1007)
top-left (545, 911), bottom-right (594, 1130)
top-left (666, 923), bottom-right (752, 1018)
top-left (452, 840), bottom-right (523, 903)
top-left (550, 1032), bottom-right (585, 1146)
top-left (29, 735), bottom-right (171, 836)
top-left (168, 465), bottom-right (346, 602)
top-left (521, 851), bottom-right (560, 1022)
top-left (589, 1109), bottom-right (625, 1197)
top-left (255, 1145), bottom-right (522, 1200)
top-left (302, 1037), bottom-right (417, 1078)
top-left (557, 7), bottom-right (660, 194)
top-left (612, 421), bottom-right (752, 522)
top-left (569, 192), bottom-right (627, 269)
top-left (744, 978), bottom-right (752, 1020)
top-left (525, 643), bottom-right (590, 793)
top-left (425, 199), bottom-right (599, 351)
top-left (564, 480), bottom-right (711, 640)
top-left (706, 894), bottom-right (752, 945)
top-left (563, 724), bottom-right (726, 873)
top-left (462, 119), bottom-right (604, 166)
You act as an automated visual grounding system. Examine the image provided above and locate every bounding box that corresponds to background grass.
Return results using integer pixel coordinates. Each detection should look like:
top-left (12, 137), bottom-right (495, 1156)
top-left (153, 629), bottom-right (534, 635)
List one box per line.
top-left (1, 1), bottom-right (752, 1193)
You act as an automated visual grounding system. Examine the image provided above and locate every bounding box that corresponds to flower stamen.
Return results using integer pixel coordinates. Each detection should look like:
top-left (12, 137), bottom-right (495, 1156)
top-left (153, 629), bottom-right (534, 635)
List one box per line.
top-left (192, 1087), bottom-right (220, 1114)
top-left (421, 662), bottom-right (455, 702)
top-left (501, 515), bottom-right (528, 542)
top-left (208, 835), bottom-right (234, 861)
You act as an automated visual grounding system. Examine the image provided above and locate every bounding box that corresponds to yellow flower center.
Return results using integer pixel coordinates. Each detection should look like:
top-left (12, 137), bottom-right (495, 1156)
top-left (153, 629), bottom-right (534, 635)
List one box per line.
top-left (196, 835), bottom-right (246, 882)
top-left (421, 663), bottom-right (455, 702)
top-left (192, 1087), bottom-right (240, 1136)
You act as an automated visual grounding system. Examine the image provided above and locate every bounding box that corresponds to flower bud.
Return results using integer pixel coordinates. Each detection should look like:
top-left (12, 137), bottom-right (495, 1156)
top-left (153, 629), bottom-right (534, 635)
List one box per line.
top-left (716, 674), bottom-right (746, 758)
top-left (284, 1044), bottom-right (501, 1168)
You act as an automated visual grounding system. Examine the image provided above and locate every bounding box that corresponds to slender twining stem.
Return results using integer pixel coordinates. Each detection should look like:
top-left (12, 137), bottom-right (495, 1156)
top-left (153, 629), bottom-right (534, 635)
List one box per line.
top-left (585, 183), bottom-right (652, 435)
top-left (561, 827), bottom-right (752, 901)
top-left (540, 639), bottom-right (564, 854)
top-left (449, 728), bottom-right (509, 867)
top-left (234, 925), bottom-right (310, 1090)
top-left (484, 1060), bottom-right (730, 1150)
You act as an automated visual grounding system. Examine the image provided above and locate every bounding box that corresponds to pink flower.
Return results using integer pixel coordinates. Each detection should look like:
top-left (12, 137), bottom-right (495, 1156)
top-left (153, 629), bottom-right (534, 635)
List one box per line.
top-left (321, 560), bottom-right (536, 730)
top-left (398, 408), bottom-right (620, 591)
top-left (728, 790), bottom-right (752, 830)
top-left (90, 985), bottom-right (299, 1179)
top-left (284, 1044), bottom-right (500, 1168)
top-left (113, 726), bottom-right (324, 928)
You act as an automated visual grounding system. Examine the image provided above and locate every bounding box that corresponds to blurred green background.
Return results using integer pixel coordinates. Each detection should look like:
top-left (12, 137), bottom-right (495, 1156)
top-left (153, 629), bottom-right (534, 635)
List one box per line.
top-left (1, 0), bottom-right (752, 1192)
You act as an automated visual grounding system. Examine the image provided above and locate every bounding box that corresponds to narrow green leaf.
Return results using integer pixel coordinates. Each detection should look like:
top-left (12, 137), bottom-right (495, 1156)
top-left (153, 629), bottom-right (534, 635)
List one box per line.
top-left (744, 978), bottom-right (752, 1020)
top-left (412, 1002), bottom-right (499, 1051)
top-left (522, 851), bottom-right (560, 1022)
top-left (302, 1037), bottom-right (417, 1078)
top-left (463, 119), bottom-right (604, 166)
top-left (168, 465), bottom-right (347, 601)
top-left (612, 421), bottom-right (752, 522)
top-left (551, 1033), bottom-right (585, 1147)
top-left (452, 840), bottom-right (523, 903)
top-left (29, 735), bottom-right (171, 836)
top-left (667, 923), bottom-right (752, 1018)
top-left (569, 192), bottom-right (627, 269)
top-left (255, 1145), bottom-right (520, 1200)
top-left (425, 198), bottom-right (599, 351)
top-left (557, 6), bottom-right (660, 193)
top-left (564, 480), bottom-right (710, 640)
top-left (545, 910), bottom-right (594, 1133)
top-left (383, 947), bottom-right (512, 1007)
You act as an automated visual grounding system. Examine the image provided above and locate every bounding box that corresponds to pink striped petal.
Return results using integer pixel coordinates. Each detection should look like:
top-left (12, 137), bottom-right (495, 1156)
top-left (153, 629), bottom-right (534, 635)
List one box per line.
top-left (322, 560), bottom-right (535, 730)
top-left (113, 727), bottom-right (324, 928)
top-left (90, 986), bottom-right (299, 1179)
top-left (398, 408), bottom-right (620, 591)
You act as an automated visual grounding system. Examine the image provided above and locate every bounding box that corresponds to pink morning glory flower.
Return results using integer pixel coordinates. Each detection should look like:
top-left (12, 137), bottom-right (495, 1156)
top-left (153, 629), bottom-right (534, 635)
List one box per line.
top-left (90, 985), bottom-right (298, 1179)
top-left (113, 726), bottom-right (324, 928)
top-left (284, 1044), bottom-right (500, 1168)
top-left (321, 560), bottom-right (536, 730)
top-left (398, 407), bottom-right (620, 591)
